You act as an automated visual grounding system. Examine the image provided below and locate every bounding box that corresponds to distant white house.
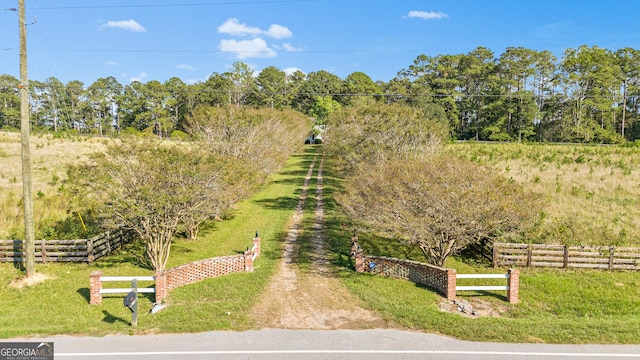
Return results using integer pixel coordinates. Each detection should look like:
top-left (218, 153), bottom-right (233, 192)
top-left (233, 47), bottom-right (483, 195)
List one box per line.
top-left (305, 124), bottom-right (326, 144)
top-left (305, 133), bottom-right (323, 144)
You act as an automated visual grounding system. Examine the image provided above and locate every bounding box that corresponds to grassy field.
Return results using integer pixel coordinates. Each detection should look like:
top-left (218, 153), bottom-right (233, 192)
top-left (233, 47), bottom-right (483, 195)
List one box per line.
top-left (443, 142), bottom-right (640, 246)
top-left (0, 132), bottom-right (108, 239)
top-left (2, 134), bottom-right (640, 343)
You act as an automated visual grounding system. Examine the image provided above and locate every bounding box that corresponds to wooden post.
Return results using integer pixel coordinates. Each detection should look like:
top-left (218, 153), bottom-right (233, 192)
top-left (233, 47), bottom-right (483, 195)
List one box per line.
top-left (87, 237), bottom-right (94, 263)
top-left (130, 279), bottom-right (138, 327)
top-left (18, 0), bottom-right (36, 279)
top-left (563, 245), bottom-right (569, 268)
top-left (609, 246), bottom-right (615, 270)
top-left (40, 240), bottom-right (47, 264)
top-left (526, 244), bottom-right (533, 267)
top-left (492, 243), bottom-right (498, 268)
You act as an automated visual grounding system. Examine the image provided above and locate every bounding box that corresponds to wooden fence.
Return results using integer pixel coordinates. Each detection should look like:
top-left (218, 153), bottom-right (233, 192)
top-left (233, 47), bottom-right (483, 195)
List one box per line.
top-left (0, 228), bottom-right (136, 263)
top-left (493, 243), bottom-right (640, 270)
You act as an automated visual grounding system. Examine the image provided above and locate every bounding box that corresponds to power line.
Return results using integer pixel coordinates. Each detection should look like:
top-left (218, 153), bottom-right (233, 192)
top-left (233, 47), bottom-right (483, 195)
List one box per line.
top-left (34, 0), bottom-right (318, 10)
top-left (26, 48), bottom-right (368, 54)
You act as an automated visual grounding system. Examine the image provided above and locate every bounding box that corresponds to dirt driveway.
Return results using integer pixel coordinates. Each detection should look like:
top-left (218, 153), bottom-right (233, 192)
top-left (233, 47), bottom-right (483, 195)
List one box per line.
top-left (252, 154), bottom-right (389, 329)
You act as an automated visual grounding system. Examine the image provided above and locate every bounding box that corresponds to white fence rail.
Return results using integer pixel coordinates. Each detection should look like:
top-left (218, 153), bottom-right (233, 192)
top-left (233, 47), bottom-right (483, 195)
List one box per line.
top-left (99, 276), bottom-right (156, 295)
top-left (455, 273), bottom-right (510, 292)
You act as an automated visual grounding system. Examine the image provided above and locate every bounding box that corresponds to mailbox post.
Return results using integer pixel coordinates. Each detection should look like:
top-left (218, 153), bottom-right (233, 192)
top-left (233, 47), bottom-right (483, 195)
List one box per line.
top-left (123, 279), bottom-right (138, 327)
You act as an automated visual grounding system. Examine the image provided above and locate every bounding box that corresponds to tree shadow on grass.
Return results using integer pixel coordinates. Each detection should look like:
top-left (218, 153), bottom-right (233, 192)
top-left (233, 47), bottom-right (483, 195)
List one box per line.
top-left (95, 241), bottom-right (153, 271)
top-left (101, 310), bottom-right (129, 325)
top-left (253, 196), bottom-right (300, 211)
top-left (77, 288), bottom-right (90, 303)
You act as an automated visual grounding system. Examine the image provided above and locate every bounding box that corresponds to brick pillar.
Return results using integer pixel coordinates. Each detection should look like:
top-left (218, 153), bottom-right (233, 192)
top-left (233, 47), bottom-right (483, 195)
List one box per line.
top-left (244, 249), bottom-right (254, 272)
top-left (445, 268), bottom-right (457, 300)
top-left (253, 237), bottom-right (261, 258)
top-left (507, 268), bottom-right (520, 304)
top-left (351, 240), bottom-right (364, 272)
top-left (155, 272), bottom-right (167, 304)
top-left (89, 271), bottom-right (103, 305)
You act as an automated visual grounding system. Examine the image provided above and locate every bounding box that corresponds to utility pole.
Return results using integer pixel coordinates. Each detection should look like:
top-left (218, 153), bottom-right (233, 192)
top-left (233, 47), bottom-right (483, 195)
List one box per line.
top-left (18, 0), bottom-right (36, 278)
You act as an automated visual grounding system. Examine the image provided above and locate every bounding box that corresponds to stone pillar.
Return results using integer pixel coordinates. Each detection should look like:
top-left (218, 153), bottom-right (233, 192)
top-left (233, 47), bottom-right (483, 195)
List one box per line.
top-left (253, 236), bottom-right (261, 258)
top-left (244, 249), bottom-right (254, 272)
top-left (89, 271), bottom-right (103, 305)
top-left (507, 268), bottom-right (520, 304)
top-left (351, 240), bottom-right (364, 273)
top-left (445, 268), bottom-right (457, 300)
top-left (155, 272), bottom-right (167, 303)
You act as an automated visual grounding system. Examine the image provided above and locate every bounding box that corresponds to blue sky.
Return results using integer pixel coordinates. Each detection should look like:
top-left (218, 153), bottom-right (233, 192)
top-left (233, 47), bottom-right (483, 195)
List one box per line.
top-left (2, 0), bottom-right (640, 86)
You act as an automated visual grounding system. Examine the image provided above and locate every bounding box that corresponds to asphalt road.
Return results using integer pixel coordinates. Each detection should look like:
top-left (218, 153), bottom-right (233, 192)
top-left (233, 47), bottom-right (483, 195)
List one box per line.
top-left (10, 329), bottom-right (640, 360)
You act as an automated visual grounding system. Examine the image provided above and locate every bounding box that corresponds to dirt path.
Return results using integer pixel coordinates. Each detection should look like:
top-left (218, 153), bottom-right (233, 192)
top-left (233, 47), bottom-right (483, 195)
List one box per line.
top-left (252, 154), bottom-right (388, 330)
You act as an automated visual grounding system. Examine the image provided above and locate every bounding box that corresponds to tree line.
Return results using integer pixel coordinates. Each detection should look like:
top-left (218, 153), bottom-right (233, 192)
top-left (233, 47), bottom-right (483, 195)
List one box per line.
top-left (1, 45), bottom-right (640, 143)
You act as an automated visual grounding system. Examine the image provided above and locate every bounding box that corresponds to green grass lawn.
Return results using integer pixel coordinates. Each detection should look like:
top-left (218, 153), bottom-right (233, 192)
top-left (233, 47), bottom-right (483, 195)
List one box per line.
top-left (0, 145), bottom-right (318, 338)
top-left (320, 155), bottom-right (640, 344)
top-left (3, 143), bottom-right (640, 344)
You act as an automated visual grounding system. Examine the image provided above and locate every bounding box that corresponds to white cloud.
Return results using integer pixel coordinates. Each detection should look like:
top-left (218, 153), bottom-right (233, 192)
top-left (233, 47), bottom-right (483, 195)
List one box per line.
top-left (266, 24), bottom-right (292, 39)
top-left (176, 64), bottom-right (195, 71)
top-left (281, 43), bottom-right (303, 52)
top-left (102, 19), bottom-right (147, 32)
top-left (217, 18), bottom-right (292, 39)
top-left (283, 67), bottom-right (303, 76)
top-left (105, 60), bottom-right (118, 66)
top-left (404, 10), bottom-right (448, 20)
top-left (218, 18), bottom-right (261, 36)
top-left (129, 72), bottom-right (148, 83)
top-left (219, 38), bottom-right (276, 59)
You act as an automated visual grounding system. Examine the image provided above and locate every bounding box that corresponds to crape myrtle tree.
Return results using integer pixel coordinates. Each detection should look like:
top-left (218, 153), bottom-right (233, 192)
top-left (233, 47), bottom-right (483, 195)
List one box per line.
top-left (326, 102), bottom-right (541, 267)
top-left (66, 140), bottom-right (247, 272)
top-left (324, 102), bottom-right (448, 176)
top-left (185, 106), bottom-right (310, 176)
top-left (338, 156), bottom-right (542, 267)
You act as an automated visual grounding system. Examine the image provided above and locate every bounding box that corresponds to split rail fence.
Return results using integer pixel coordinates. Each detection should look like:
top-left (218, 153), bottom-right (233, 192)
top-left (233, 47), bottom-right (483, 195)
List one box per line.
top-left (0, 228), bottom-right (135, 263)
top-left (493, 243), bottom-right (640, 270)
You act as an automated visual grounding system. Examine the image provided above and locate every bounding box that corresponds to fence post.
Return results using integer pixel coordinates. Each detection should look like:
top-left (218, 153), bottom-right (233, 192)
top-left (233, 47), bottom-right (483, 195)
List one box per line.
top-left (244, 248), bottom-right (254, 272)
top-left (446, 268), bottom-right (457, 300)
top-left (39, 240), bottom-right (47, 264)
top-left (507, 268), bottom-right (520, 304)
top-left (253, 236), bottom-right (261, 258)
top-left (563, 245), bottom-right (569, 268)
top-left (89, 271), bottom-right (103, 305)
top-left (87, 237), bottom-right (94, 263)
top-left (155, 272), bottom-right (167, 304)
top-left (609, 246), bottom-right (615, 270)
top-left (526, 244), bottom-right (533, 267)
top-left (351, 239), bottom-right (364, 272)
top-left (492, 243), bottom-right (497, 268)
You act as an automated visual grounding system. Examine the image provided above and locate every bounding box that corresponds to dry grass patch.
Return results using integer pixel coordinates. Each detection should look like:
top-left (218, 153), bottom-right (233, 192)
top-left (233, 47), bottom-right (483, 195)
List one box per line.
top-left (445, 142), bottom-right (640, 246)
top-left (8, 273), bottom-right (55, 288)
top-left (0, 132), bottom-right (108, 238)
